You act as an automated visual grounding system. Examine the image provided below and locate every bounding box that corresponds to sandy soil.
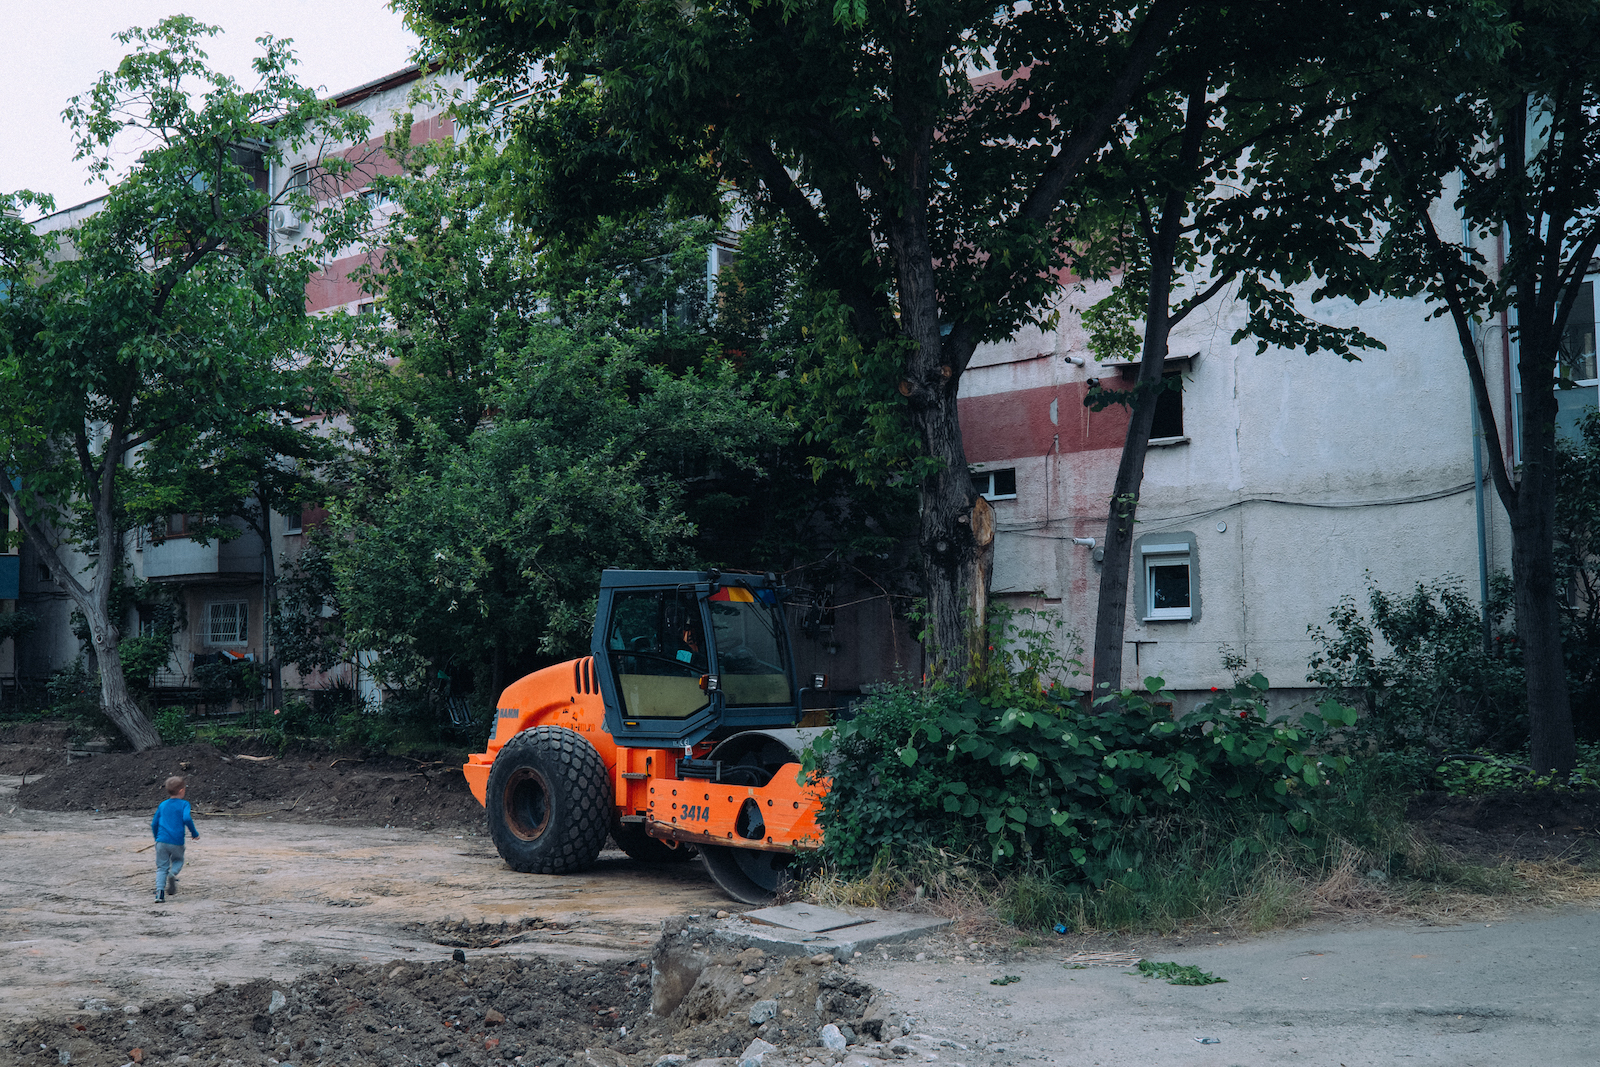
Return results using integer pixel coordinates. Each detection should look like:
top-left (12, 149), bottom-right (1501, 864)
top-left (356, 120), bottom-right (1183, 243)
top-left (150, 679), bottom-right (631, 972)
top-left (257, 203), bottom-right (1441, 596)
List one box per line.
top-left (0, 801), bottom-right (728, 1027)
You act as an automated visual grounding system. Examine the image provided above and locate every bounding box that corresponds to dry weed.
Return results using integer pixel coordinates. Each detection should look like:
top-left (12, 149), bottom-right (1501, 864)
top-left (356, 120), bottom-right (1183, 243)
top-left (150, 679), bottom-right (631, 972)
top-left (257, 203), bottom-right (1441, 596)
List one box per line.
top-left (802, 833), bottom-right (1600, 941)
top-left (1511, 859), bottom-right (1600, 906)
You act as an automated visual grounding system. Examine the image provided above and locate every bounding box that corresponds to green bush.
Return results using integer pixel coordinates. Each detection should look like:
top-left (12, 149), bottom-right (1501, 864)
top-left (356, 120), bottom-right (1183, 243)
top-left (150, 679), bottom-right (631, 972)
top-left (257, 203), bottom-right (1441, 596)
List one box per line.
top-left (1307, 576), bottom-right (1525, 753)
top-left (1432, 744), bottom-right (1600, 795)
top-left (154, 708), bottom-right (195, 745)
top-left (803, 672), bottom-right (1356, 888)
top-left (46, 660), bottom-right (102, 719)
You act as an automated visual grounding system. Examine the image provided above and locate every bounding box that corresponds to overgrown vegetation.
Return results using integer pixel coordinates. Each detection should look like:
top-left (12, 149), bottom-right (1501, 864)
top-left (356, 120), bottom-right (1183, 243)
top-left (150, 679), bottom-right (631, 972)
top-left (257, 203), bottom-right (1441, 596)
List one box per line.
top-left (1306, 574), bottom-right (1526, 753)
top-left (799, 596), bottom-right (1600, 934)
top-left (1556, 409), bottom-right (1600, 740)
top-left (800, 608), bottom-right (1371, 932)
top-left (1432, 745), bottom-right (1600, 796)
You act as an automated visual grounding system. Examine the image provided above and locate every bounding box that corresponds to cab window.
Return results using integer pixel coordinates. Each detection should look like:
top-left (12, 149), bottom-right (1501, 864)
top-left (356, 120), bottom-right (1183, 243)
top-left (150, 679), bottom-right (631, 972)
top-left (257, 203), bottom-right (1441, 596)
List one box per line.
top-left (605, 589), bottom-right (708, 719)
top-left (708, 587), bottom-right (792, 706)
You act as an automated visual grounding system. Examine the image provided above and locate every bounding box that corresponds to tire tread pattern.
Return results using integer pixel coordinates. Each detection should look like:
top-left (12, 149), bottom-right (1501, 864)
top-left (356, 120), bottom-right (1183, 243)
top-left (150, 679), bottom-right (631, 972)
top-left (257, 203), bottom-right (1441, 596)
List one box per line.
top-left (486, 726), bottom-right (610, 875)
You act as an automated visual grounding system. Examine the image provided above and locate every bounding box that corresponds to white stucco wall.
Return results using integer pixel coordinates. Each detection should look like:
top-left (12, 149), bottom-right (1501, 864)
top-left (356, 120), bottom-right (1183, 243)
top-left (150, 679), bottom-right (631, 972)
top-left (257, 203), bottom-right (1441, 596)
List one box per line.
top-left (961, 274), bottom-right (1515, 698)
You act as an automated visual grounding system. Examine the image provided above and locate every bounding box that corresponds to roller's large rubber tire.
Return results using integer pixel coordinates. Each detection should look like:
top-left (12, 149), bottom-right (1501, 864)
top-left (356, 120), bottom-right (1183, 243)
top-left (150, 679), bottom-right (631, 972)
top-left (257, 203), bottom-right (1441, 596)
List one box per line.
top-left (486, 726), bottom-right (610, 875)
top-left (611, 821), bottom-right (697, 864)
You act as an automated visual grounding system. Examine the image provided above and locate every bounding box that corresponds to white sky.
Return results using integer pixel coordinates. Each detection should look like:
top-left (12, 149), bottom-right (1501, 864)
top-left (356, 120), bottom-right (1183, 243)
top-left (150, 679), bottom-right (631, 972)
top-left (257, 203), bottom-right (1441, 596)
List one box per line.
top-left (0, 0), bottom-right (420, 213)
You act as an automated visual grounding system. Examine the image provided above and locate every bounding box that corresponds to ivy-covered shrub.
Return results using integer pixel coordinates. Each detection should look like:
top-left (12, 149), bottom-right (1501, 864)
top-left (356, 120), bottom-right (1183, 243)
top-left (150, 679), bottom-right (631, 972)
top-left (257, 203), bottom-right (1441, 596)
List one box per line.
top-left (1306, 576), bottom-right (1525, 753)
top-left (803, 673), bottom-right (1356, 887)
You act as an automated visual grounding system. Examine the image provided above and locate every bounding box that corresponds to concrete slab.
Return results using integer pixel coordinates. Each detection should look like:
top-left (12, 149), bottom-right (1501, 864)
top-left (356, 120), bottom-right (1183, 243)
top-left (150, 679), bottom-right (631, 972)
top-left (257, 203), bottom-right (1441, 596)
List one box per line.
top-left (649, 908), bottom-right (953, 1015)
top-left (672, 905), bottom-right (951, 961)
top-left (742, 903), bottom-right (871, 933)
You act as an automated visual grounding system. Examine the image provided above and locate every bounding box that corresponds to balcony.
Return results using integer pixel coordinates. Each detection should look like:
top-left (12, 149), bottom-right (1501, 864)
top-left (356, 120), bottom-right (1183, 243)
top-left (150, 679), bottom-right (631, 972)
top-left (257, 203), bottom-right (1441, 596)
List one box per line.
top-left (139, 530), bottom-right (263, 581)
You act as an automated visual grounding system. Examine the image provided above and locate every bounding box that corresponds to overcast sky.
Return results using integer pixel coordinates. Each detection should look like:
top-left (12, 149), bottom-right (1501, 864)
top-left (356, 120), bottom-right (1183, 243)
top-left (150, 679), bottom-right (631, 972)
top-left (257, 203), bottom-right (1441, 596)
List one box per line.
top-left (0, 0), bottom-right (420, 213)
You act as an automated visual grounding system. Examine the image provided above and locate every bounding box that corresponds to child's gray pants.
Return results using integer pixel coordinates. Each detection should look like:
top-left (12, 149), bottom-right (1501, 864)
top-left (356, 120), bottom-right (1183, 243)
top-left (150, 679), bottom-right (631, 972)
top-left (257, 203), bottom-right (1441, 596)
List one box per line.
top-left (155, 842), bottom-right (185, 895)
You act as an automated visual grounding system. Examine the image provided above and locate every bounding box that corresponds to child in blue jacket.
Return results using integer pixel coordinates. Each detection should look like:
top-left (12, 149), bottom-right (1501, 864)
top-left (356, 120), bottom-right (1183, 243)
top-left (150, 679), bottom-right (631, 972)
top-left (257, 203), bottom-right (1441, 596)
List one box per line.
top-left (151, 775), bottom-right (199, 904)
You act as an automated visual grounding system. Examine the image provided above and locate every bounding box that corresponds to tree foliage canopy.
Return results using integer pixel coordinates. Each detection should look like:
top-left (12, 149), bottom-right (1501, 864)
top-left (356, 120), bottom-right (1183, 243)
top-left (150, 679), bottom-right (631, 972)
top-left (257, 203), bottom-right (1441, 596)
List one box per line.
top-left (0, 17), bottom-right (374, 748)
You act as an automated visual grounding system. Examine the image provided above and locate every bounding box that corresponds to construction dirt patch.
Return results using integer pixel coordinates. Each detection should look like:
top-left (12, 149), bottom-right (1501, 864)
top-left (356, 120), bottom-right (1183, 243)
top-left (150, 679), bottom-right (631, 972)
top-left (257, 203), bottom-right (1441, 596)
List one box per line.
top-left (0, 723), bottom-right (484, 834)
top-left (6, 722), bottom-right (1600, 1066)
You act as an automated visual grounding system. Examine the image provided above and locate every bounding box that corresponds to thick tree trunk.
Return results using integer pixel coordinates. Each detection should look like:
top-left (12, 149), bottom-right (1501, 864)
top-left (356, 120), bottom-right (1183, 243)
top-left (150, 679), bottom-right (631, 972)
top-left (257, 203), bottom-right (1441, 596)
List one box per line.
top-left (88, 615), bottom-right (162, 752)
top-left (912, 392), bottom-right (989, 683)
top-left (886, 131), bottom-right (992, 685)
top-left (1510, 350), bottom-right (1577, 774)
top-left (1425, 200), bottom-right (1580, 776)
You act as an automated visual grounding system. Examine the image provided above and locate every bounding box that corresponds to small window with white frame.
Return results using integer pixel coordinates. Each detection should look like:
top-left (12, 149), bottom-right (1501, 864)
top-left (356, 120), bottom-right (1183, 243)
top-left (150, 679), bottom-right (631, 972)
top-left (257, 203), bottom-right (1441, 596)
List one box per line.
top-left (1136, 532), bottom-right (1198, 622)
top-left (204, 601), bottom-right (249, 646)
top-left (971, 468), bottom-right (1017, 501)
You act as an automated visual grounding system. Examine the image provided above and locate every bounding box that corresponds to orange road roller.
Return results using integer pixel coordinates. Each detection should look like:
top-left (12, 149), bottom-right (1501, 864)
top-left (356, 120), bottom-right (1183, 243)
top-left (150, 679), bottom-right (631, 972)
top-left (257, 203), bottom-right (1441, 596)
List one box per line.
top-left (464, 569), bottom-right (830, 903)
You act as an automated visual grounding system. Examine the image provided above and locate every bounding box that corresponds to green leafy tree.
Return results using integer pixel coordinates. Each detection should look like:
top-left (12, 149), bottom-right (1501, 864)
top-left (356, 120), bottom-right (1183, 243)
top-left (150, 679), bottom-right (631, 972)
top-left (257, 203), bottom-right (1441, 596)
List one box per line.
top-left (340, 128), bottom-right (916, 697)
top-left (396, 0), bottom-right (1195, 682)
top-left (333, 330), bottom-right (785, 699)
top-left (0, 18), bottom-right (372, 749)
top-left (1331, 0), bottom-right (1600, 772)
top-left (1074, 4), bottom-right (1391, 692)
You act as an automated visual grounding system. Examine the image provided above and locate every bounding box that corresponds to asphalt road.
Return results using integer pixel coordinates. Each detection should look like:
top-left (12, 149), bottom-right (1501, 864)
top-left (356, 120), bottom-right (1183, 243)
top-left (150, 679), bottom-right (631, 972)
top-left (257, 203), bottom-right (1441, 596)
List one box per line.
top-left (859, 910), bottom-right (1600, 1067)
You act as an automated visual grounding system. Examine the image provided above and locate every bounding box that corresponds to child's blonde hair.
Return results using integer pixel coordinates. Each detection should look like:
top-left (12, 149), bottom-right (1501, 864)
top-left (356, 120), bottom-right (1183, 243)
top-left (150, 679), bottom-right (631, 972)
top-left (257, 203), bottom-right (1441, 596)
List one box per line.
top-left (164, 775), bottom-right (186, 797)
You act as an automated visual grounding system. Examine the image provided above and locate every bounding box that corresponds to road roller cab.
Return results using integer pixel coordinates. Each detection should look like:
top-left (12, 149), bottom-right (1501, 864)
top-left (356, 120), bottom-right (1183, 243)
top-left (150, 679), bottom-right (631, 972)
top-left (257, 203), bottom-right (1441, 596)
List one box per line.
top-left (462, 569), bottom-right (829, 903)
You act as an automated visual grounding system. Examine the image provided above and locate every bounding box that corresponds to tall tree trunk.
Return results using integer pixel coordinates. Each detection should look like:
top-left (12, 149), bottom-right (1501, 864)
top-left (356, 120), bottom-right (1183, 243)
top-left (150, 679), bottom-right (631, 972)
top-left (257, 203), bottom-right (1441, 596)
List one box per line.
top-left (1416, 190), bottom-right (1580, 776)
top-left (1089, 316), bottom-right (1173, 695)
top-left (888, 131), bottom-right (991, 685)
top-left (2, 483), bottom-right (163, 750)
top-left (87, 607), bottom-right (162, 751)
top-left (1088, 81), bottom-right (1209, 696)
top-left (1511, 322), bottom-right (1577, 773)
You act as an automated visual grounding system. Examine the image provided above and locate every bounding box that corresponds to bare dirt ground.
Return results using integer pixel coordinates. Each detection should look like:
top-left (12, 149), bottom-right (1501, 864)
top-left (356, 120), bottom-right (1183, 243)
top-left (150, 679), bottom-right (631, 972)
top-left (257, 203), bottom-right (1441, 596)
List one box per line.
top-left (6, 723), bottom-right (1600, 1067)
top-left (0, 803), bottom-right (727, 1026)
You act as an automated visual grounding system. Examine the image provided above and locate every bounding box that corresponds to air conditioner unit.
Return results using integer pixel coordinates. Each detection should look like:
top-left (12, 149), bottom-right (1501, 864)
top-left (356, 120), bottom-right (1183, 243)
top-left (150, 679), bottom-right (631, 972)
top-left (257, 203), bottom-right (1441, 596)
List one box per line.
top-left (272, 208), bottom-right (303, 235)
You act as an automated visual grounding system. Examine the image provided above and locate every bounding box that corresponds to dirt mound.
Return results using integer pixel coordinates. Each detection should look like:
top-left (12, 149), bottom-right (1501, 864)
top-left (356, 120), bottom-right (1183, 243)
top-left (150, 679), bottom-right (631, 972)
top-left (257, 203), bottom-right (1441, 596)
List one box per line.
top-left (5, 731), bottom-right (485, 833)
top-left (1407, 790), bottom-right (1600, 863)
top-left (0, 722), bottom-right (72, 777)
top-left (0, 942), bottom-right (891, 1067)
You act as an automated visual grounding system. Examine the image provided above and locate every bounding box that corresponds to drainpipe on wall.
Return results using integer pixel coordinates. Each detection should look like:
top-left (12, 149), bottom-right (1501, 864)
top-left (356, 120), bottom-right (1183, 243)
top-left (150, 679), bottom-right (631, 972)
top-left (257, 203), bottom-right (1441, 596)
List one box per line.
top-left (1469, 333), bottom-right (1493, 653)
top-left (1464, 212), bottom-right (1493, 652)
